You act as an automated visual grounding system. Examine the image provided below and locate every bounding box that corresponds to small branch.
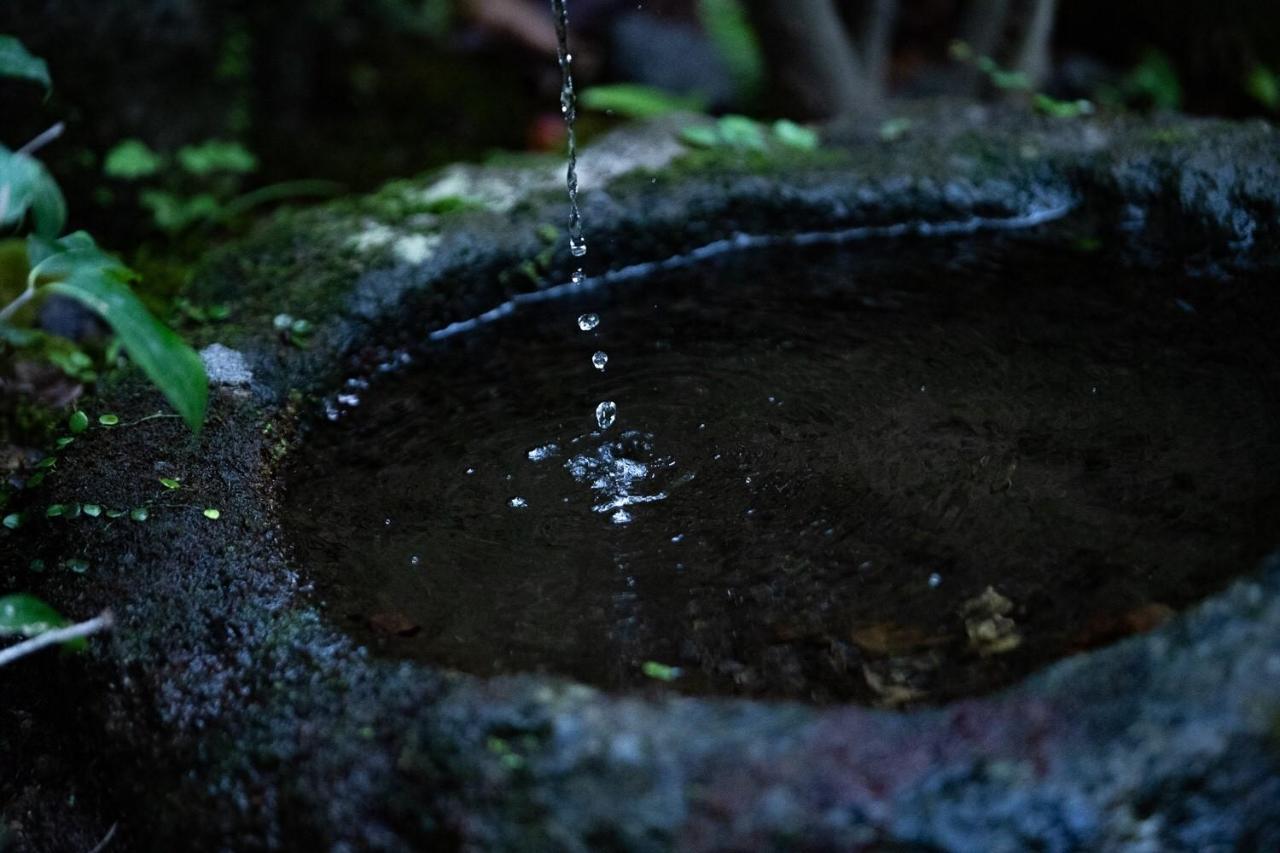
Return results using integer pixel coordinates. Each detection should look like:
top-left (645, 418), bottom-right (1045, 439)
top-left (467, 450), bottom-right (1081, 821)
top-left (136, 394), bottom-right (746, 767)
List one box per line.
top-left (0, 282), bottom-right (38, 323)
top-left (17, 122), bottom-right (65, 157)
top-left (0, 610), bottom-right (114, 668)
top-left (119, 413), bottom-right (183, 428)
top-left (861, 0), bottom-right (899, 90)
top-left (1013, 0), bottom-right (1059, 89)
top-left (86, 822), bottom-right (119, 853)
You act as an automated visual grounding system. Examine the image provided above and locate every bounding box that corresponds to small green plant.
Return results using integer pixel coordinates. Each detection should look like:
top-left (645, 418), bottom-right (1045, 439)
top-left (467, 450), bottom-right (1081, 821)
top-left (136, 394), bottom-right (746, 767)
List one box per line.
top-left (1245, 64), bottom-right (1280, 111)
top-left (949, 40), bottom-right (1095, 118)
top-left (0, 35), bottom-right (208, 431)
top-left (679, 115), bottom-right (820, 152)
top-left (102, 136), bottom-right (339, 235)
top-left (1096, 48), bottom-right (1182, 112)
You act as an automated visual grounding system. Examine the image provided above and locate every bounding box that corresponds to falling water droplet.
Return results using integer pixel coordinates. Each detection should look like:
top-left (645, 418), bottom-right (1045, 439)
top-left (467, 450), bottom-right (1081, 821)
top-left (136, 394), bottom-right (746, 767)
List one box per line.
top-left (570, 236), bottom-right (587, 257)
top-left (509, 496), bottom-right (528, 509)
top-left (592, 351), bottom-right (608, 371)
top-left (928, 572), bottom-right (942, 588)
top-left (571, 269), bottom-right (585, 286)
top-left (595, 401), bottom-right (617, 430)
top-left (578, 313), bottom-right (600, 331)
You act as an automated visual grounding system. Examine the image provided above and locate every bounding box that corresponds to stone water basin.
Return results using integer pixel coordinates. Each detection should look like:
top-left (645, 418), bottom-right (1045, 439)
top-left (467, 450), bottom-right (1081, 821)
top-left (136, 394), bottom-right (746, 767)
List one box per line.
top-left (6, 111), bottom-right (1280, 850)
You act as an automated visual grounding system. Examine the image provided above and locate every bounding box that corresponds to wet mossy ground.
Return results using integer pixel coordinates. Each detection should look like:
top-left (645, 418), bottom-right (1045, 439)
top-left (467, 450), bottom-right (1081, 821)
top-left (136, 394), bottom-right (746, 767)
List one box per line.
top-left (3, 105), bottom-right (1280, 851)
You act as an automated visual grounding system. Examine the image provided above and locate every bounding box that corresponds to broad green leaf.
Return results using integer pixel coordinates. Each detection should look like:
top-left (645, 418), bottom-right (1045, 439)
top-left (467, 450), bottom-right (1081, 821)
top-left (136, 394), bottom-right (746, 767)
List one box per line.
top-left (0, 593), bottom-right (85, 651)
top-left (579, 84), bottom-right (705, 119)
top-left (0, 593), bottom-right (66, 636)
top-left (68, 409), bottom-right (88, 433)
top-left (103, 139), bottom-right (164, 180)
top-left (0, 146), bottom-right (67, 237)
top-left (0, 36), bottom-right (50, 91)
top-left (30, 239), bottom-right (207, 431)
top-left (176, 140), bottom-right (256, 176)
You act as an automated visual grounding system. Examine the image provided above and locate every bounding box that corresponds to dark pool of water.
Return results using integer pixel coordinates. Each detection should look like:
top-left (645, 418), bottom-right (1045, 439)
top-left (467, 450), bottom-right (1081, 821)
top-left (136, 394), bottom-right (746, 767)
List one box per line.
top-left (283, 232), bottom-right (1280, 705)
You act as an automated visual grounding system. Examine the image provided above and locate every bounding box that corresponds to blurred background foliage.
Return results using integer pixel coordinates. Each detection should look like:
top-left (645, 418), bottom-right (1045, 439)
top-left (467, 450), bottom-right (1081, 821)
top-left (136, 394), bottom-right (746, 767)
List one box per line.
top-left (0, 0), bottom-right (1277, 445)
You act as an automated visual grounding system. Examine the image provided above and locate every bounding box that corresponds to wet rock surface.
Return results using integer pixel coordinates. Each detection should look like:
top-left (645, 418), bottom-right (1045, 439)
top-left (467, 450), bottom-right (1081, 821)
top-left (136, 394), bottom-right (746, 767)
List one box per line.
top-left (3, 106), bottom-right (1280, 851)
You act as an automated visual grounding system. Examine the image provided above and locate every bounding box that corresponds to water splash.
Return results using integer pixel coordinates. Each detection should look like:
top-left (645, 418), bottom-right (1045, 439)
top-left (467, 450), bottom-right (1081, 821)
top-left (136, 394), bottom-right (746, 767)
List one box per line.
top-left (595, 400), bottom-right (618, 430)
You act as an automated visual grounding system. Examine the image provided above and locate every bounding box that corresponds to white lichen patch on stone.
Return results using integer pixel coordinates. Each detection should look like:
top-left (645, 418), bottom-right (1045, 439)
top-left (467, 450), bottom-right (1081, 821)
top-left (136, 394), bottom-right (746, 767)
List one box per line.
top-left (414, 164), bottom-right (556, 214)
top-left (348, 220), bottom-right (400, 253)
top-left (347, 219), bottom-right (442, 265)
top-left (200, 343), bottom-right (253, 386)
top-left (392, 233), bottom-right (441, 265)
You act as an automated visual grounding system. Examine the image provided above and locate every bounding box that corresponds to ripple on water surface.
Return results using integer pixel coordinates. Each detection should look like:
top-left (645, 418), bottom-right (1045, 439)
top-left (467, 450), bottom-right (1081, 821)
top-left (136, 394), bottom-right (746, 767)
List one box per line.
top-left (284, 233), bottom-right (1280, 705)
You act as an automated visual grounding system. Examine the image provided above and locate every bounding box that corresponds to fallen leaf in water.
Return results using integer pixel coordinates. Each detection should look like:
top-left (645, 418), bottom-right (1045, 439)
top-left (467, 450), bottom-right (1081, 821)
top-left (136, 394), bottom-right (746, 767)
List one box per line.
top-left (1069, 602), bottom-right (1176, 652)
top-left (369, 611), bottom-right (421, 638)
top-left (851, 622), bottom-right (949, 655)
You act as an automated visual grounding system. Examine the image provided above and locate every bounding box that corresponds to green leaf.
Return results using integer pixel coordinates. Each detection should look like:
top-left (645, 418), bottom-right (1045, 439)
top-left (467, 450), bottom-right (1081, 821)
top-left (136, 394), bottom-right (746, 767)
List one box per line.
top-left (159, 477), bottom-right (180, 490)
top-left (30, 236), bottom-right (208, 432)
top-left (0, 593), bottom-right (85, 651)
top-left (0, 593), bottom-right (66, 636)
top-left (202, 507), bottom-right (220, 520)
top-left (45, 504), bottom-right (65, 517)
top-left (641, 660), bottom-right (682, 681)
top-left (68, 409), bottom-right (88, 433)
top-left (66, 558), bottom-right (88, 573)
top-left (129, 506), bottom-right (148, 522)
top-left (82, 504), bottom-right (101, 517)
top-left (0, 146), bottom-right (67, 237)
top-left (0, 36), bottom-right (50, 91)
top-left (772, 119), bottom-right (819, 151)
top-left (1246, 65), bottom-right (1280, 110)
top-left (98, 413), bottom-right (119, 426)
top-left (175, 140), bottom-right (257, 176)
top-left (679, 125), bottom-right (720, 149)
top-left (716, 115), bottom-right (767, 150)
top-left (3, 512), bottom-right (22, 529)
top-left (102, 139), bottom-right (164, 180)
top-left (579, 84), bottom-right (706, 119)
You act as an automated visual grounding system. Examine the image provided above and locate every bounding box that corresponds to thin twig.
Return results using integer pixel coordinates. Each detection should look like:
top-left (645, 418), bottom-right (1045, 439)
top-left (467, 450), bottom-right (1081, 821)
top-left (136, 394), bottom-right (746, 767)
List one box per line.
top-left (0, 610), bottom-right (114, 668)
top-left (85, 822), bottom-right (118, 853)
top-left (0, 282), bottom-right (37, 323)
top-left (119, 413), bottom-right (183, 428)
top-left (17, 122), bottom-right (65, 156)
